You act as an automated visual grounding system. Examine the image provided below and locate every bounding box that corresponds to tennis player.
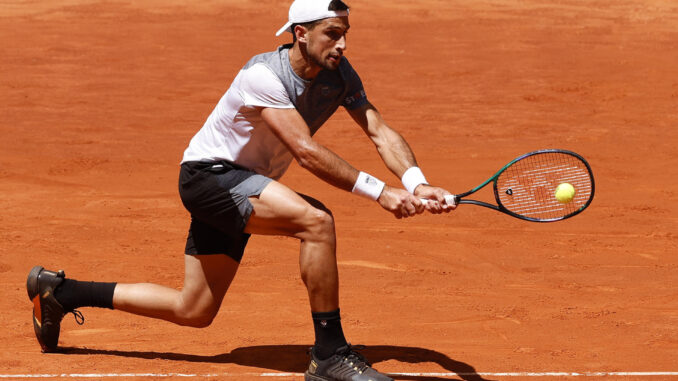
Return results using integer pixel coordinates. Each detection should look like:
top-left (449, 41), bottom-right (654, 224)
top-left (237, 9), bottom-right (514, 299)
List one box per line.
top-left (27, 1), bottom-right (453, 380)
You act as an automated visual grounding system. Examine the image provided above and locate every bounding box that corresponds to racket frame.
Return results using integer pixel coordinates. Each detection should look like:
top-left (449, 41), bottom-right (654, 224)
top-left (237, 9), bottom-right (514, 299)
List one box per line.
top-left (454, 149), bottom-right (595, 222)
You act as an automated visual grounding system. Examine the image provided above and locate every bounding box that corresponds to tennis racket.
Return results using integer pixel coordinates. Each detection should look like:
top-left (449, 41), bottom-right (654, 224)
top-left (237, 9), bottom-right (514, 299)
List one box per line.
top-left (423, 149), bottom-right (595, 222)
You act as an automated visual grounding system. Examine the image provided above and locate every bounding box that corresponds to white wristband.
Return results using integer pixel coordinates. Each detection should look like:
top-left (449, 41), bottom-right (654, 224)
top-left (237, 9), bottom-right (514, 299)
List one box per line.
top-left (401, 166), bottom-right (428, 194)
top-left (352, 171), bottom-right (385, 201)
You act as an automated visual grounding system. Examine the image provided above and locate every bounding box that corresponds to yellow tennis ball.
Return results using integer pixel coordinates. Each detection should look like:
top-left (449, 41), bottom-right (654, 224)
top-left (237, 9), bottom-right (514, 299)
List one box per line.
top-left (555, 183), bottom-right (576, 203)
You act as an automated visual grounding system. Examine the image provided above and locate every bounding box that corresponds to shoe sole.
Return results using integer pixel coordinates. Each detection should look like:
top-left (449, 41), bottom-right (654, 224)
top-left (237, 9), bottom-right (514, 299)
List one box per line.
top-left (26, 265), bottom-right (56, 352)
top-left (304, 372), bottom-right (330, 381)
top-left (27, 265), bottom-right (43, 301)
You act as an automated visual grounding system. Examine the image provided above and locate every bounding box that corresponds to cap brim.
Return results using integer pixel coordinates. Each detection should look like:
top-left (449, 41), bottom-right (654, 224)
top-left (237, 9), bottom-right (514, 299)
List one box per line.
top-left (275, 22), bottom-right (293, 36)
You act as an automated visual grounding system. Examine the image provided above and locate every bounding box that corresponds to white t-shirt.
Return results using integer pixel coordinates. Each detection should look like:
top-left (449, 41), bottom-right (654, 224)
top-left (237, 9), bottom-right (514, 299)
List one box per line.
top-left (181, 45), bottom-right (368, 180)
top-left (182, 63), bottom-right (296, 180)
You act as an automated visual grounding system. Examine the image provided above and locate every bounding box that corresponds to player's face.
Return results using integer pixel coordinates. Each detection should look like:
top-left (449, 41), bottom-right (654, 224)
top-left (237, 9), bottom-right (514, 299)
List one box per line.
top-left (305, 17), bottom-right (349, 71)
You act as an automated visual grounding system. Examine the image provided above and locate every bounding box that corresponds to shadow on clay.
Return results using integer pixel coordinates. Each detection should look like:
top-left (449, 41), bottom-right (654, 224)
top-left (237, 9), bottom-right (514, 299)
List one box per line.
top-left (59, 344), bottom-right (496, 381)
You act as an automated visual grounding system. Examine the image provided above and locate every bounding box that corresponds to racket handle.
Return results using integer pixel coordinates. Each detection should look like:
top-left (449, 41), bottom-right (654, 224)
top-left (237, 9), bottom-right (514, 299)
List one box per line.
top-left (420, 194), bottom-right (457, 207)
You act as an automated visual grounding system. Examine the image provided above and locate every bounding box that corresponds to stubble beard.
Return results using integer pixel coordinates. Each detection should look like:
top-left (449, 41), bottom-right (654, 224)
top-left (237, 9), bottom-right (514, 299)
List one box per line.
top-left (311, 52), bottom-right (339, 71)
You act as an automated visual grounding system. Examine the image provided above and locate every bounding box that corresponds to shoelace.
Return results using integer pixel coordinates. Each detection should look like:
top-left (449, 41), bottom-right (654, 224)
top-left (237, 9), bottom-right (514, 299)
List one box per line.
top-left (69, 309), bottom-right (85, 325)
top-left (339, 344), bottom-right (371, 373)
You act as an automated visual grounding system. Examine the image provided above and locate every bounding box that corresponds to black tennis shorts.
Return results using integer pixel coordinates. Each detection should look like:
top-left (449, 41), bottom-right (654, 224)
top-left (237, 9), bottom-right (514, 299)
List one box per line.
top-left (178, 160), bottom-right (272, 262)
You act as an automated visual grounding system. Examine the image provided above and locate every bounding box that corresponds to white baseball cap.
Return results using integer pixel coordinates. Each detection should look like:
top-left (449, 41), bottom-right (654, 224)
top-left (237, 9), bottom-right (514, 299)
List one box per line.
top-left (275, 0), bottom-right (349, 36)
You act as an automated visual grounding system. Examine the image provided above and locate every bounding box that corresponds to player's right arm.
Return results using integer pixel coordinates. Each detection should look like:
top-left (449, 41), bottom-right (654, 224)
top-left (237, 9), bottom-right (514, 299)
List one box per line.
top-left (261, 107), bottom-right (356, 191)
top-left (239, 63), bottom-right (421, 218)
top-left (260, 107), bottom-right (423, 219)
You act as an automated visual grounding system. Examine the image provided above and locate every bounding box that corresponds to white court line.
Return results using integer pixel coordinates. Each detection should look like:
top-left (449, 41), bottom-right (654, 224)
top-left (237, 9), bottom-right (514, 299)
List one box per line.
top-left (1, 372), bottom-right (678, 378)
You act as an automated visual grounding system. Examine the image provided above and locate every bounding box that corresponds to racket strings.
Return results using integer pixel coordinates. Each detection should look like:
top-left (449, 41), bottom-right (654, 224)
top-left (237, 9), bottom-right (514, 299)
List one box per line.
top-left (496, 152), bottom-right (593, 220)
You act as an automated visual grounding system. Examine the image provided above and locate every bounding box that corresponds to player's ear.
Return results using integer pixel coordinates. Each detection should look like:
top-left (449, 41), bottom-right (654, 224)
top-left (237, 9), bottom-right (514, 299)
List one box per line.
top-left (294, 24), bottom-right (309, 43)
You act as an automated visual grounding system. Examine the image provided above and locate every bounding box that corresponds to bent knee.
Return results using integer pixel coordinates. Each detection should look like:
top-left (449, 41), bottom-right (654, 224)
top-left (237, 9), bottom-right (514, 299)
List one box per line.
top-left (174, 302), bottom-right (219, 328)
top-left (302, 208), bottom-right (335, 239)
top-left (179, 313), bottom-right (215, 328)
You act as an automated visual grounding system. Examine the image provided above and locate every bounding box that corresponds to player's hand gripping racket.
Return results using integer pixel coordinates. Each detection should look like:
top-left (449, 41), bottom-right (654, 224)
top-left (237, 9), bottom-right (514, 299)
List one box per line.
top-left (423, 149), bottom-right (595, 222)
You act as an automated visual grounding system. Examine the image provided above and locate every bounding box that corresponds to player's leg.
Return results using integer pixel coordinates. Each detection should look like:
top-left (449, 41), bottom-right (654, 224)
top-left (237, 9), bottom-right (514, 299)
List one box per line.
top-left (26, 254), bottom-right (238, 352)
top-left (27, 161), bottom-right (254, 352)
top-left (112, 253), bottom-right (238, 327)
top-left (244, 181), bottom-right (392, 381)
top-left (246, 180), bottom-right (338, 312)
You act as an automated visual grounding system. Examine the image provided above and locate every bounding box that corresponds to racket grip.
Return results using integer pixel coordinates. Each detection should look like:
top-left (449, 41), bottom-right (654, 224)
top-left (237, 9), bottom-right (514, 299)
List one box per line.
top-left (420, 194), bottom-right (457, 207)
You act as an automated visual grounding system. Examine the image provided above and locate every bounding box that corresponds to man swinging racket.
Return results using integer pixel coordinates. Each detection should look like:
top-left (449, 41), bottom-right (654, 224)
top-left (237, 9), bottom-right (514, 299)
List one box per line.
top-left (27, 1), bottom-right (454, 380)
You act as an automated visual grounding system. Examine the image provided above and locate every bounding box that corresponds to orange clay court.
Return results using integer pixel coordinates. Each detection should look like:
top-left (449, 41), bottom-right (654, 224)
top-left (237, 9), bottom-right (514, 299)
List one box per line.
top-left (1, 1), bottom-right (677, 380)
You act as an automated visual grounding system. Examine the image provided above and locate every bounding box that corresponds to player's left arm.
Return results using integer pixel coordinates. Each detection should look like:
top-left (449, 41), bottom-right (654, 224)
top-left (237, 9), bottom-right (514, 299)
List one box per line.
top-left (347, 102), bottom-right (454, 213)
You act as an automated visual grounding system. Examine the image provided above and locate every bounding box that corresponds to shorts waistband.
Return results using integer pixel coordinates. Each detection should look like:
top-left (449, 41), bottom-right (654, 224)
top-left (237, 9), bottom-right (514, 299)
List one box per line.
top-left (181, 160), bottom-right (251, 172)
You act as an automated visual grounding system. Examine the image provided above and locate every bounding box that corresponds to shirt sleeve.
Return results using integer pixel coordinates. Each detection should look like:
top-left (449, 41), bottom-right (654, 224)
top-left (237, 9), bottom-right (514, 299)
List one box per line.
top-left (341, 60), bottom-right (369, 110)
top-left (239, 63), bottom-right (295, 109)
